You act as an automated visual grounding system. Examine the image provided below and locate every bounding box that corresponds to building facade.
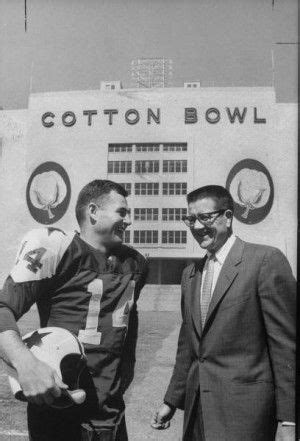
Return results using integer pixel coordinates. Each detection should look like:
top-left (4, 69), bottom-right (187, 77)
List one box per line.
top-left (0, 86), bottom-right (297, 284)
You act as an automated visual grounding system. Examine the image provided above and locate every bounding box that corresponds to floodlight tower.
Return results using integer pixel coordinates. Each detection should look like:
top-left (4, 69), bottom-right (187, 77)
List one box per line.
top-left (131, 58), bottom-right (173, 88)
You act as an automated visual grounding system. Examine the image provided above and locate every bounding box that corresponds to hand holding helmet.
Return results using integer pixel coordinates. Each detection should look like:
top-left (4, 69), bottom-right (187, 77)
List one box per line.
top-left (5, 327), bottom-right (87, 408)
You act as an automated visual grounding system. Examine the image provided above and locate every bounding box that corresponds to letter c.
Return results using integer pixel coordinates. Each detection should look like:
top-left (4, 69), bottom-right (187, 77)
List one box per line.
top-left (41, 112), bottom-right (55, 128)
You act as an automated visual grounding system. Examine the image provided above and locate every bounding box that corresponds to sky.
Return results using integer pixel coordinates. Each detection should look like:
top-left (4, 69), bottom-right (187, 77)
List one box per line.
top-left (0, 0), bottom-right (298, 109)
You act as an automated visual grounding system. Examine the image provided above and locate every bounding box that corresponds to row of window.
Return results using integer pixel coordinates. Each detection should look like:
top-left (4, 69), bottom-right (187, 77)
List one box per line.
top-left (135, 160), bottom-right (159, 173)
top-left (133, 208), bottom-right (187, 221)
top-left (108, 160), bottom-right (188, 174)
top-left (123, 230), bottom-right (187, 244)
top-left (163, 160), bottom-right (187, 173)
top-left (119, 182), bottom-right (187, 196)
top-left (134, 208), bottom-right (159, 221)
top-left (108, 161), bottom-right (132, 173)
top-left (108, 143), bottom-right (133, 152)
top-left (133, 182), bottom-right (187, 195)
top-left (136, 144), bottom-right (160, 152)
top-left (108, 143), bottom-right (187, 153)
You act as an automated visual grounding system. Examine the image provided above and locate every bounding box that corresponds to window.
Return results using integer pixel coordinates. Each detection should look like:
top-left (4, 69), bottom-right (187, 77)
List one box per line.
top-left (162, 230), bottom-right (187, 244)
top-left (107, 161), bottom-right (132, 173)
top-left (162, 183), bottom-right (187, 195)
top-left (163, 160), bottom-right (187, 173)
top-left (134, 208), bottom-right (159, 221)
top-left (135, 160), bottom-right (159, 173)
top-left (136, 143), bottom-right (160, 152)
top-left (135, 183), bottom-right (159, 195)
top-left (133, 230), bottom-right (158, 244)
top-left (163, 143), bottom-right (187, 152)
top-left (108, 144), bottom-right (133, 153)
top-left (184, 82), bottom-right (200, 89)
top-left (119, 183), bottom-right (131, 195)
top-left (162, 208), bottom-right (187, 221)
top-left (124, 230), bottom-right (130, 244)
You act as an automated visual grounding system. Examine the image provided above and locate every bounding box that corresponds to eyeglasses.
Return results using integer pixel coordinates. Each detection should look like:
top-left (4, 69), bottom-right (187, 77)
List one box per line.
top-left (182, 209), bottom-right (226, 228)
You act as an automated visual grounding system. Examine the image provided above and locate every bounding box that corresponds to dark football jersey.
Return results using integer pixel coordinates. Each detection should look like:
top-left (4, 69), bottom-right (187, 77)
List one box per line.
top-left (0, 227), bottom-right (147, 356)
top-left (0, 228), bottom-right (148, 426)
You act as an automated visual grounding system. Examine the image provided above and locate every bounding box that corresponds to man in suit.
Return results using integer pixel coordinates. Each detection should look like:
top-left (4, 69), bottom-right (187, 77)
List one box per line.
top-left (151, 185), bottom-right (296, 441)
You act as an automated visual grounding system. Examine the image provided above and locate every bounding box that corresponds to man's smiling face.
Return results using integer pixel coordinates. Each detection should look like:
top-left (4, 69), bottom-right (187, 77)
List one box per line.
top-left (93, 190), bottom-right (131, 248)
top-left (188, 197), bottom-right (232, 253)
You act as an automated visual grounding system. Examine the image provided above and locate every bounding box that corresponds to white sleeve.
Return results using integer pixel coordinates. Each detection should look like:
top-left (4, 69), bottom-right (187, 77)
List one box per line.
top-left (11, 228), bottom-right (74, 283)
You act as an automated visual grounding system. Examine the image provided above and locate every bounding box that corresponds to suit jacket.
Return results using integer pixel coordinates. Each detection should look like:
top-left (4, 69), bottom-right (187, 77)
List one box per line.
top-left (164, 238), bottom-right (296, 441)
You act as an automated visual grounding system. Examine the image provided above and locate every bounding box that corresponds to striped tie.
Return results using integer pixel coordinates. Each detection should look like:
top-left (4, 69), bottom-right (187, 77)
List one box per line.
top-left (200, 255), bottom-right (215, 327)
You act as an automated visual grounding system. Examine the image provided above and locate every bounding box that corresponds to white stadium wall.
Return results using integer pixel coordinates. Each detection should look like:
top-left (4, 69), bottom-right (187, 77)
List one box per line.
top-left (0, 87), bottom-right (297, 284)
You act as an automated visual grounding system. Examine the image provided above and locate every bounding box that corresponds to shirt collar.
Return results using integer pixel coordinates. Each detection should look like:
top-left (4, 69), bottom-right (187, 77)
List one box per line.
top-left (207, 234), bottom-right (236, 265)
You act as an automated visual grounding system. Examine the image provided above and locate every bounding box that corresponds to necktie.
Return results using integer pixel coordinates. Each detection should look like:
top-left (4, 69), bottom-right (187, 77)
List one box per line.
top-left (201, 255), bottom-right (215, 327)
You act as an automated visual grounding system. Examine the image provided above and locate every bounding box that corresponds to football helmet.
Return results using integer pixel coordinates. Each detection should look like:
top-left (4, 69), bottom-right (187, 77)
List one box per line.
top-left (7, 327), bottom-right (87, 408)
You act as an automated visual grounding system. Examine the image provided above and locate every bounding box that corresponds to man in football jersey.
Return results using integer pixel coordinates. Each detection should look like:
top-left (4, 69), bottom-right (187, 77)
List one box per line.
top-left (0, 180), bottom-right (148, 441)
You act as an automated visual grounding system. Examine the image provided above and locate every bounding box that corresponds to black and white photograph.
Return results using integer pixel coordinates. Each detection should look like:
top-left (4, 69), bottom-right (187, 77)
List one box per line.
top-left (0, 1), bottom-right (297, 440)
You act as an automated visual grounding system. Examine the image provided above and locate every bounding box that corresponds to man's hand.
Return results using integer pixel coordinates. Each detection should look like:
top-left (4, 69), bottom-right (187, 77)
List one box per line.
top-left (275, 422), bottom-right (295, 441)
top-left (16, 352), bottom-right (68, 406)
top-left (151, 403), bottom-right (176, 430)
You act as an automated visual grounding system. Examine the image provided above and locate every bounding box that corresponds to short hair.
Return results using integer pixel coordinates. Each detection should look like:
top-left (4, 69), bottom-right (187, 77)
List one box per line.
top-left (187, 185), bottom-right (234, 212)
top-left (75, 180), bottom-right (128, 226)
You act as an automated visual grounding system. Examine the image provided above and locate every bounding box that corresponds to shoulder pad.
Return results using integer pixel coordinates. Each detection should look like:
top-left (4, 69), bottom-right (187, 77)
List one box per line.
top-left (10, 228), bottom-right (75, 283)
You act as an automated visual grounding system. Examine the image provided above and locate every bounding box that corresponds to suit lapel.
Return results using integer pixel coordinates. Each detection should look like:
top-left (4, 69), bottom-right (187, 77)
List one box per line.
top-left (188, 258), bottom-right (206, 339)
top-left (203, 237), bottom-right (244, 333)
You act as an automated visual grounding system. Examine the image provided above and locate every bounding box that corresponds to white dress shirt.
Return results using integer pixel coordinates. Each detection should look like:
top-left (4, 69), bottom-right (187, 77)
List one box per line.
top-left (200, 234), bottom-right (236, 302)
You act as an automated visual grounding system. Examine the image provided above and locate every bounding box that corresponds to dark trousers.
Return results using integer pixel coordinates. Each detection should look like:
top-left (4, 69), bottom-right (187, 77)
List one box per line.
top-left (26, 313), bottom-right (139, 441)
top-left (27, 403), bottom-right (128, 441)
top-left (27, 362), bottom-right (128, 441)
